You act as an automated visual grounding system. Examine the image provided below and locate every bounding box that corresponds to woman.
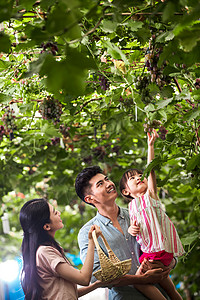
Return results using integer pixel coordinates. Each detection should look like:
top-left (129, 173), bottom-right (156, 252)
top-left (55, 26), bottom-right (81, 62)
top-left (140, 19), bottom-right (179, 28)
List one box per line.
top-left (19, 198), bottom-right (102, 300)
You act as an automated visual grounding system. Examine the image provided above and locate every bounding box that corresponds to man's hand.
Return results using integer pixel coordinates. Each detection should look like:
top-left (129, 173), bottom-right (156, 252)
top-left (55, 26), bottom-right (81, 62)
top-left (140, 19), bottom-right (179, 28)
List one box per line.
top-left (139, 258), bottom-right (175, 274)
top-left (139, 258), bottom-right (164, 274)
top-left (138, 268), bottom-right (170, 284)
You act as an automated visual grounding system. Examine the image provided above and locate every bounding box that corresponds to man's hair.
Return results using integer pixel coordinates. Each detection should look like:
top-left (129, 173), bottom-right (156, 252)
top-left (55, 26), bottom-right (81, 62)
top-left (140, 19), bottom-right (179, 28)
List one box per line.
top-left (75, 166), bottom-right (103, 204)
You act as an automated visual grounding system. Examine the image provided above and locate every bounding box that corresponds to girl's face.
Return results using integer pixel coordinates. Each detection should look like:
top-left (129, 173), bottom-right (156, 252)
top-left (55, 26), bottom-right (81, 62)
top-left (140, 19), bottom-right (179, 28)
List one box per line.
top-left (46, 203), bottom-right (64, 236)
top-left (123, 173), bottom-right (148, 198)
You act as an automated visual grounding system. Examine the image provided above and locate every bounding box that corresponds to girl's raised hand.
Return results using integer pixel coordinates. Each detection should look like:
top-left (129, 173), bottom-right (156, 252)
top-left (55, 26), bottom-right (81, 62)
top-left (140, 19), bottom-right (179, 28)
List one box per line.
top-left (88, 224), bottom-right (101, 240)
top-left (147, 128), bottom-right (159, 146)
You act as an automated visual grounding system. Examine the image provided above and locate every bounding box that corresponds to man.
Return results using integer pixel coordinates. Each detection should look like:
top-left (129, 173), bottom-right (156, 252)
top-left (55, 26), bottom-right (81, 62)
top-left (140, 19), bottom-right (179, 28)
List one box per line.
top-left (75, 166), bottom-right (175, 299)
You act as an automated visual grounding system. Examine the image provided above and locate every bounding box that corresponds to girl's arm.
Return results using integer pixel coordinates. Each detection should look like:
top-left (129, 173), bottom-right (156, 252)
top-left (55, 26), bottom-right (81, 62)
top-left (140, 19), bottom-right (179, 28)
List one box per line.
top-left (147, 129), bottom-right (159, 199)
top-left (56, 225), bottom-right (101, 286)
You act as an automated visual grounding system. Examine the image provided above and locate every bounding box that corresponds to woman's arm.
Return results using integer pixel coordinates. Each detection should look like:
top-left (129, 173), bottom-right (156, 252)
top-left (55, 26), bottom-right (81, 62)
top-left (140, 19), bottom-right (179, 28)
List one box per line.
top-left (56, 225), bottom-right (101, 286)
top-left (78, 280), bottom-right (104, 297)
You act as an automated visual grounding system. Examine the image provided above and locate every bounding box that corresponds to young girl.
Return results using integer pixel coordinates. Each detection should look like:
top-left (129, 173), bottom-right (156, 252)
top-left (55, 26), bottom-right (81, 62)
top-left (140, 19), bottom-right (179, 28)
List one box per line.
top-left (119, 129), bottom-right (185, 300)
top-left (19, 198), bottom-right (103, 300)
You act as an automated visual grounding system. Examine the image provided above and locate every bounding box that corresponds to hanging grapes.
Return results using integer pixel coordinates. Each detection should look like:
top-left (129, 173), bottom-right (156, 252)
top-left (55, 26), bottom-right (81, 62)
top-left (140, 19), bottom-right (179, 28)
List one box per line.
top-left (40, 42), bottom-right (58, 56)
top-left (39, 96), bottom-right (63, 124)
top-left (0, 125), bottom-right (6, 141)
top-left (1, 106), bottom-right (17, 140)
top-left (143, 118), bottom-right (168, 140)
top-left (135, 76), bottom-right (152, 104)
top-left (98, 75), bottom-right (110, 91)
top-left (145, 35), bottom-right (171, 88)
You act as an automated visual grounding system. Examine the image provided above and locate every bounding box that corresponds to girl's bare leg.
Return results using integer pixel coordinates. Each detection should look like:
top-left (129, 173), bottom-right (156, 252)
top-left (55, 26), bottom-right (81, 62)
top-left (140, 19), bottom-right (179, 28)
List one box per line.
top-left (159, 276), bottom-right (182, 300)
top-left (134, 284), bottom-right (166, 300)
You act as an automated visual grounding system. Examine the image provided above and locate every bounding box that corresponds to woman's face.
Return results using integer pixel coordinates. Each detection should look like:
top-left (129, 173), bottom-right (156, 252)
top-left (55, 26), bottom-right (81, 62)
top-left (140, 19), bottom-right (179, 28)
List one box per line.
top-left (47, 203), bottom-right (64, 236)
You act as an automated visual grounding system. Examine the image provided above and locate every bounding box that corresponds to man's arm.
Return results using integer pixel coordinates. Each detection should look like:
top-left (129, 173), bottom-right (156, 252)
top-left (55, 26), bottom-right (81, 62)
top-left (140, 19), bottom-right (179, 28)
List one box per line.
top-left (112, 267), bottom-right (170, 287)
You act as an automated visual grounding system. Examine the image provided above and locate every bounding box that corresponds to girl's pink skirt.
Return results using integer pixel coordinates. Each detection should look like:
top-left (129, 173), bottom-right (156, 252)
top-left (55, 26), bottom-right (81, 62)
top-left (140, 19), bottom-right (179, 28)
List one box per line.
top-left (139, 250), bottom-right (174, 266)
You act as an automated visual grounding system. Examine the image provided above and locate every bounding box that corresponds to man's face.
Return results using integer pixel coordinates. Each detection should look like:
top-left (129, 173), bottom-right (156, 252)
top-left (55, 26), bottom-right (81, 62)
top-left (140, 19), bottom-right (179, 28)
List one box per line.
top-left (86, 173), bottom-right (118, 205)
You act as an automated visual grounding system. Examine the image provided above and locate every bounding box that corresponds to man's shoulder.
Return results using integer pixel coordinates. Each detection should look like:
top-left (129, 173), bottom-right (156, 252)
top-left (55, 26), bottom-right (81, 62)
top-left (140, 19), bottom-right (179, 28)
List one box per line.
top-left (119, 206), bottom-right (129, 213)
top-left (119, 206), bottom-right (129, 218)
top-left (78, 215), bottom-right (98, 236)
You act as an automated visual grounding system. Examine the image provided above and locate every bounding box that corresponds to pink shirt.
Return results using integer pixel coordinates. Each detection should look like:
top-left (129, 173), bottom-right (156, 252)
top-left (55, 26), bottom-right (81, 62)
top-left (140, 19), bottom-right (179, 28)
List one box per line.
top-left (36, 246), bottom-right (78, 300)
top-left (129, 192), bottom-right (184, 257)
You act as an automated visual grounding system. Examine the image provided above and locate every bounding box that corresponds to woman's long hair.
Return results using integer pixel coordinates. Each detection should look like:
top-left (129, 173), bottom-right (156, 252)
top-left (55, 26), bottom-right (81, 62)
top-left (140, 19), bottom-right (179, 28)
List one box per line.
top-left (19, 199), bottom-right (63, 300)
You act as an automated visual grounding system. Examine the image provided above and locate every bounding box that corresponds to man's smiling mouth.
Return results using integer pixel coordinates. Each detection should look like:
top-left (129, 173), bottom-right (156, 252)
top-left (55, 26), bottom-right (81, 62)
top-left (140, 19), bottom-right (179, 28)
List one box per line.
top-left (107, 187), bottom-right (115, 193)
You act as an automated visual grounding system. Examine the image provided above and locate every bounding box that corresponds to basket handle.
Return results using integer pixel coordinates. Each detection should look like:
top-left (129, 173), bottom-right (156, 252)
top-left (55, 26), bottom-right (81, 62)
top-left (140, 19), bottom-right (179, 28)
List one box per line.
top-left (92, 230), bottom-right (112, 251)
top-left (92, 230), bottom-right (118, 260)
top-left (92, 230), bottom-right (119, 275)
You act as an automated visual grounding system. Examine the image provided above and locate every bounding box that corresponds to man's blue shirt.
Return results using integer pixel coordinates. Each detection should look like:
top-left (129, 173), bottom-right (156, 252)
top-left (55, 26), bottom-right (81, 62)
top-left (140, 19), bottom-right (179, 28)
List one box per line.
top-left (78, 207), bottom-right (155, 299)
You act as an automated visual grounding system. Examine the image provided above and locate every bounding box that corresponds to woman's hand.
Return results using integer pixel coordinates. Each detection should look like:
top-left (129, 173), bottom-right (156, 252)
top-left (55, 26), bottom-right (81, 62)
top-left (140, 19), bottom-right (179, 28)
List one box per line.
top-left (88, 224), bottom-right (101, 240)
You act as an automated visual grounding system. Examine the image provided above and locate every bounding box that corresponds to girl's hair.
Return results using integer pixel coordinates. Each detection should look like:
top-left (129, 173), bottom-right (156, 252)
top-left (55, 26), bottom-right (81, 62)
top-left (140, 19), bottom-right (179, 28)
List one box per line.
top-left (19, 198), bottom-right (63, 300)
top-left (119, 168), bottom-right (143, 200)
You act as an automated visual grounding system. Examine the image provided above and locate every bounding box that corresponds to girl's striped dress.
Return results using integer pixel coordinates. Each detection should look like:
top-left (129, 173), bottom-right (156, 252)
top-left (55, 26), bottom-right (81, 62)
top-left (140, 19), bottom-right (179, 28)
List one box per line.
top-left (128, 191), bottom-right (184, 256)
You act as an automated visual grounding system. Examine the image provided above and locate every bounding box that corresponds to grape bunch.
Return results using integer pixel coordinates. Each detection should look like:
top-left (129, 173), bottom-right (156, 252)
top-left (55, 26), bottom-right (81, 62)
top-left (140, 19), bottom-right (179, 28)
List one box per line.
top-left (51, 137), bottom-right (60, 145)
top-left (59, 124), bottom-right (70, 138)
top-left (0, 125), bottom-right (6, 140)
top-left (39, 96), bottom-right (63, 124)
top-left (158, 126), bottom-right (168, 140)
top-left (143, 119), bottom-right (168, 140)
top-left (135, 76), bottom-right (152, 104)
top-left (83, 155), bottom-right (93, 164)
top-left (99, 75), bottom-right (110, 91)
top-left (194, 78), bottom-right (200, 89)
top-left (92, 146), bottom-right (106, 160)
top-left (145, 36), bottom-right (171, 87)
top-left (40, 42), bottom-right (58, 56)
top-left (112, 145), bottom-right (120, 155)
top-left (143, 119), bottom-right (161, 132)
top-left (2, 106), bottom-right (17, 133)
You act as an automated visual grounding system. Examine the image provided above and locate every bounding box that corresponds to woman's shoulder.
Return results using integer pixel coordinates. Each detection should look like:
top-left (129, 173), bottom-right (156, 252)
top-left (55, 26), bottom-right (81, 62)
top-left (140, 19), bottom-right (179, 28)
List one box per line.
top-left (37, 245), bottom-right (62, 258)
top-left (36, 246), bottom-right (68, 272)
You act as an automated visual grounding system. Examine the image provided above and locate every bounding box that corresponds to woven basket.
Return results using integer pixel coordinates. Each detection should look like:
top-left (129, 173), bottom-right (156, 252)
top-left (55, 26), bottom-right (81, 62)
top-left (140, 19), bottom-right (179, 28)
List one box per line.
top-left (92, 230), bottom-right (132, 282)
